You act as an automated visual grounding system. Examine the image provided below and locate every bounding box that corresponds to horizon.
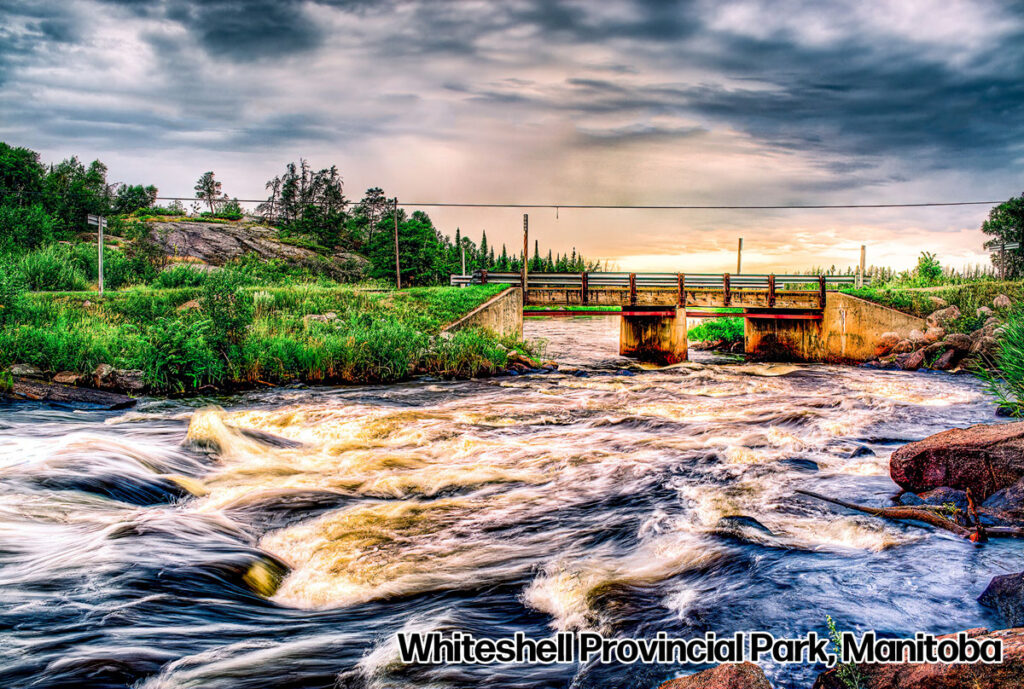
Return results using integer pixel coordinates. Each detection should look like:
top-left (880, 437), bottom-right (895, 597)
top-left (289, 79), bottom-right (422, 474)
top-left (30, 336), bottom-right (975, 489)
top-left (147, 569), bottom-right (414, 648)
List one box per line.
top-left (4, 0), bottom-right (1023, 272)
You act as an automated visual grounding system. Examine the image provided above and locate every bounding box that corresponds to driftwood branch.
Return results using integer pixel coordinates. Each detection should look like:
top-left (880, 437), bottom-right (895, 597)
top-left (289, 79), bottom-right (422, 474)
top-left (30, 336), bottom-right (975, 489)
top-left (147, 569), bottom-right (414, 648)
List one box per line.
top-left (795, 489), bottom-right (974, 538)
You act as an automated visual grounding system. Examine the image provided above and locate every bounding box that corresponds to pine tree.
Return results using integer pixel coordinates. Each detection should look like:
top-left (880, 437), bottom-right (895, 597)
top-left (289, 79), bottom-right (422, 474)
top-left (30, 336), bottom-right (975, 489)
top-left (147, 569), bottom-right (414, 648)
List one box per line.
top-left (479, 230), bottom-right (488, 268)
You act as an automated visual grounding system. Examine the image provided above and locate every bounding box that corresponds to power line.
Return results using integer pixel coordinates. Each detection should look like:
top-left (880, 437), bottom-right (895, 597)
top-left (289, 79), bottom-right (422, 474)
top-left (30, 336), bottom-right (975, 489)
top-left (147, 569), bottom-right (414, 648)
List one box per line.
top-left (148, 196), bottom-right (1004, 210)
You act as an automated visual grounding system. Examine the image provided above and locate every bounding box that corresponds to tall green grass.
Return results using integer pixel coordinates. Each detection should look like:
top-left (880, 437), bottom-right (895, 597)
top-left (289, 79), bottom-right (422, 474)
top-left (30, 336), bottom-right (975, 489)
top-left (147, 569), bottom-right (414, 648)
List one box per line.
top-left (688, 317), bottom-right (744, 342)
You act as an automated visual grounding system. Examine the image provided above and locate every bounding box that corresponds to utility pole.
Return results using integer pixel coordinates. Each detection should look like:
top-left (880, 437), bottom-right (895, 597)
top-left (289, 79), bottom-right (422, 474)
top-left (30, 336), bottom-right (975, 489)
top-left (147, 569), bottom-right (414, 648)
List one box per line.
top-left (87, 214), bottom-right (106, 296)
top-left (521, 214), bottom-right (529, 295)
top-left (393, 198), bottom-right (401, 289)
top-left (858, 245), bottom-right (866, 288)
top-left (736, 237), bottom-right (743, 274)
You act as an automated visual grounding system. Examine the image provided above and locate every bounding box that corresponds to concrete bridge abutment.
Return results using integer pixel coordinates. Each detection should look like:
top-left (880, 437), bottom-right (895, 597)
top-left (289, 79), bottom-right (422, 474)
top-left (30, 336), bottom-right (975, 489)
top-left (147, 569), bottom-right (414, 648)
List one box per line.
top-left (619, 307), bottom-right (688, 365)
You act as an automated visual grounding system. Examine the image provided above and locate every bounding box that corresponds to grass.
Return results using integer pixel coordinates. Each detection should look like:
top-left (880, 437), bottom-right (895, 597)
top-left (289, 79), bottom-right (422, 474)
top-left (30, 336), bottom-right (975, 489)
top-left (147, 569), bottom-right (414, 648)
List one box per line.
top-left (842, 281), bottom-right (1024, 333)
top-left (0, 282), bottom-right (525, 393)
top-left (688, 317), bottom-right (744, 342)
top-left (979, 310), bottom-right (1024, 416)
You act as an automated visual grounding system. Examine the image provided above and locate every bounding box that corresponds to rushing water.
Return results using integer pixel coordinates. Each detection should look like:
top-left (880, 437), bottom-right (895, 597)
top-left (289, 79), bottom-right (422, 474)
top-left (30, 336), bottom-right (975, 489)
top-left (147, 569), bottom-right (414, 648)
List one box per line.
top-left (1, 315), bottom-right (1020, 689)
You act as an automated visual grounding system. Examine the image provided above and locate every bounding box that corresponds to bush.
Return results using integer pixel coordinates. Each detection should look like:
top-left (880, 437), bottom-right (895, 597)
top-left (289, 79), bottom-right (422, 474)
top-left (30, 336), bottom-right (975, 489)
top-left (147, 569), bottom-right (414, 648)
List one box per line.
top-left (68, 243), bottom-right (149, 289)
top-left (140, 317), bottom-right (225, 392)
top-left (688, 317), bottom-right (744, 342)
top-left (914, 251), bottom-right (943, 286)
top-left (152, 264), bottom-right (210, 288)
top-left (0, 262), bottom-right (25, 324)
top-left (18, 245), bottom-right (88, 291)
top-left (200, 269), bottom-right (254, 350)
top-left (0, 204), bottom-right (57, 251)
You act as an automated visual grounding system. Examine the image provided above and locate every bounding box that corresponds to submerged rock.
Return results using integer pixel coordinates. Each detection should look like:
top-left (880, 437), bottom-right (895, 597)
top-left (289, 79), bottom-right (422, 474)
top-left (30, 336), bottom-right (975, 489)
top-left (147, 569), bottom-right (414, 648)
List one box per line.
top-left (4, 378), bottom-right (136, 410)
top-left (981, 477), bottom-right (1024, 524)
top-left (979, 572), bottom-right (1024, 627)
top-left (814, 627), bottom-right (1024, 689)
top-left (715, 515), bottom-right (774, 536)
top-left (889, 422), bottom-right (1024, 500)
top-left (660, 662), bottom-right (772, 689)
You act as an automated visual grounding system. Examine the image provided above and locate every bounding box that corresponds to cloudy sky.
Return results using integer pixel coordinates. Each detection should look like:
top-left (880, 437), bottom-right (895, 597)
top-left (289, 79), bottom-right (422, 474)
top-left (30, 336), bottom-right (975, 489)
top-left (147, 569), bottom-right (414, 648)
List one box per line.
top-left (2, 0), bottom-right (1023, 272)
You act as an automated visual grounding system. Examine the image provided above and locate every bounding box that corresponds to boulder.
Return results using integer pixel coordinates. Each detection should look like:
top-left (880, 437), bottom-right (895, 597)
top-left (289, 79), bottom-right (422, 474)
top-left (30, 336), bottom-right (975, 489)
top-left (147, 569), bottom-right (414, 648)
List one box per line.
top-left (507, 351), bottom-right (538, 368)
top-left (892, 339), bottom-right (916, 354)
top-left (985, 316), bottom-right (1001, 329)
top-left (4, 378), bottom-right (136, 410)
top-left (979, 573), bottom-right (1024, 627)
top-left (982, 477), bottom-right (1024, 524)
top-left (890, 421), bottom-right (1024, 499)
top-left (943, 333), bottom-right (973, 352)
top-left (929, 348), bottom-right (959, 371)
top-left (92, 363), bottom-right (114, 387)
top-left (876, 332), bottom-right (901, 356)
top-left (8, 363), bottom-right (43, 378)
top-left (977, 306), bottom-right (994, 318)
top-left (971, 336), bottom-right (999, 358)
top-left (918, 487), bottom-right (969, 513)
top-left (929, 296), bottom-right (948, 308)
top-left (908, 329), bottom-right (926, 345)
top-left (176, 299), bottom-right (201, 312)
top-left (110, 369), bottom-right (147, 393)
top-left (926, 305), bottom-right (961, 329)
top-left (924, 327), bottom-right (944, 344)
top-left (994, 294), bottom-right (1013, 309)
top-left (813, 627), bottom-right (1024, 689)
top-left (896, 350), bottom-right (925, 371)
top-left (52, 371), bottom-right (83, 385)
top-left (660, 662), bottom-right (771, 689)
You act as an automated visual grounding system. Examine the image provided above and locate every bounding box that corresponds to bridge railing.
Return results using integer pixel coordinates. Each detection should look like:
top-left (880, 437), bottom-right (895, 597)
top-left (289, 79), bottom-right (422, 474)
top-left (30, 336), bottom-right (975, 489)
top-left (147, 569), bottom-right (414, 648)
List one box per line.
top-left (451, 271), bottom-right (870, 289)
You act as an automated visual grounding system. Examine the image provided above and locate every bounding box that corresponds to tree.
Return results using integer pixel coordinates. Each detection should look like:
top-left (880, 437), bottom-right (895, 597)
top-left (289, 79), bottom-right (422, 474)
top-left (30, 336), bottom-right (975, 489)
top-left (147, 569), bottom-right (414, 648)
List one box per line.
top-left (43, 157), bottom-right (114, 234)
top-left (194, 171), bottom-right (223, 213)
top-left (367, 209), bottom-right (448, 286)
top-left (0, 142), bottom-right (45, 206)
top-left (114, 184), bottom-right (158, 214)
top-left (982, 193), bottom-right (1024, 278)
top-left (259, 160), bottom-right (348, 247)
top-left (0, 204), bottom-right (55, 251)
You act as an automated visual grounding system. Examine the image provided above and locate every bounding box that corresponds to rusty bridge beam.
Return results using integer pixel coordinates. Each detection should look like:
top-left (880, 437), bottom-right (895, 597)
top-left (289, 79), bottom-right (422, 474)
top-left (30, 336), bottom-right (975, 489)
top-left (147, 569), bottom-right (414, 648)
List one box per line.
top-left (723, 273), bottom-right (731, 306)
top-left (581, 271), bottom-right (588, 305)
top-left (677, 272), bottom-right (686, 307)
top-left (768, 274), bottom-right (776, 307)
top-left (818, 275), bottom-right (826, 309)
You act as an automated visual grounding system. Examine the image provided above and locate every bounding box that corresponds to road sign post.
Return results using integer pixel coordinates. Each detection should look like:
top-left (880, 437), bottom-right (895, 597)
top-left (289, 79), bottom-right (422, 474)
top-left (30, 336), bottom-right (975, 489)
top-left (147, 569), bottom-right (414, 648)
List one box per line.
top-left (87, 214), bottom-right (106, 295)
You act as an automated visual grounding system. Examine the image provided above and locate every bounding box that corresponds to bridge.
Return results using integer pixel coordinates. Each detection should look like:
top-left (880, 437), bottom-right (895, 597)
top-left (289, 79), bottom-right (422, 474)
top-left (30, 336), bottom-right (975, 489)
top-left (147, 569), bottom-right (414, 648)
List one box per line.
top-left (447, 271), bottom-right (928, 365)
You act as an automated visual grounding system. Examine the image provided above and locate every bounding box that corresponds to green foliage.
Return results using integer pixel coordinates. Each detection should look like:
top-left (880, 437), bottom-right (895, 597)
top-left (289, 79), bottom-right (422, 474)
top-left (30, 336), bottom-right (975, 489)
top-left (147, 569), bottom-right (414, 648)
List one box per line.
top-left (261, 160), bottom-right (348, 248)
top-left (199, 269), bottom-right (255, 350)
top-left (826, 615), bottom-right (864, 689)
top-left (982, 193), bottom-right (1024, 278)
top-left (135, 202), bottom-right (186, 218)
top-left (194, 171), bottom-right (223, 213)
top-left (140, 316), bottom-right (225, 392)
top-left (18, 245), bottom-right (88, 291)
top-left (43, 156), bottom-right (113, 235)
top-left (152, 264), bottom-right (209, 289)
top-left (844, 281), bottom-right (1024, 329)
top-left (0, 262), bottom-right (26, 324)
top-left (0, 142), bottom-right (46, 203)
top-left (114, 184), bottom-right (158, 215)
top-left (980, 310), bottom-right (1024, 417)
top-left (367, 209), bottom-right (447, 286)
top-left (914, 251), bottom-right (942, 286)
top-left (0, 204), bottom-right (56, 251)
top-left (688, 317), bottom-right (744, 343)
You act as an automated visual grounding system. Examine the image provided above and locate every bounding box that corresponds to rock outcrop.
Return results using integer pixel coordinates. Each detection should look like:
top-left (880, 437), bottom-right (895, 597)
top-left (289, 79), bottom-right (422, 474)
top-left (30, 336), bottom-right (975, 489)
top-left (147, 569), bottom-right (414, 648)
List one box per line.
top-left (659, 662), bottom-right (772, 689)
top-left (147, 220), bottom-right (367, 280)
top-left (890, 422), bottom-right (1024, 500)
top-left (813, 627), bottom-right (1024, 689)
top-left (979, 573), bottom-right (1024, 627)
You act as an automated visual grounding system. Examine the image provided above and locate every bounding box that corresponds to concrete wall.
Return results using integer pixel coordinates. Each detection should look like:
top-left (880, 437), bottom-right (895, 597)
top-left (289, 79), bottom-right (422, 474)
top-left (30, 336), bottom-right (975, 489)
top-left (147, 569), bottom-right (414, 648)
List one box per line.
top-left (442, 287), bottom-right (523, 339)
top-left (619, 307), bottom-right (688, 364)
top-left (745, 292), bottom-right (925, 362)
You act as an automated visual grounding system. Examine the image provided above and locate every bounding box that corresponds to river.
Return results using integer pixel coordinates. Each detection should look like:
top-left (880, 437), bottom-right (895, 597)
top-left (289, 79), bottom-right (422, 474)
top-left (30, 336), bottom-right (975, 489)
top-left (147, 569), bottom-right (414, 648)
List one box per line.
top-left (1, 315), bottom-right (1019, 689)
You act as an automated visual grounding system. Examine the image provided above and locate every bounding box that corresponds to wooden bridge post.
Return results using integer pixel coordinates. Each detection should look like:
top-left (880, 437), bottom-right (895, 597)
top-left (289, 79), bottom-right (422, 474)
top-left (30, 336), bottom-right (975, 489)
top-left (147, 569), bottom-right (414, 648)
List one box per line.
top-left (581, 271), bottom-right (589, 305)
top-left (629, 273), bottom-right (637, 306)
top-left (723, 273), bottom-right (731, 306)
top-left (818, 275), bottom-right (826, 308)
top-left (768, 274), bottom-right (776, 307)
top-left (481, 269), bottom-right (488, 285)
top-left (521, 214), bottom-right (529, 303)
top-left (677, 273), bottom-right (685, 307)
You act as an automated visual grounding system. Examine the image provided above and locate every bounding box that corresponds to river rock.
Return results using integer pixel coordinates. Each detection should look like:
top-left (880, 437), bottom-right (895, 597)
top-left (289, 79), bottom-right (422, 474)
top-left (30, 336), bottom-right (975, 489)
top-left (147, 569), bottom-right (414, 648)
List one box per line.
top-left (926, 305), bottom-right (961, 329)
top-left (908, 329), bottom-right (926, 345)
top-left (4, 378), bottom-right (136, 410)
top-left (994, 294), bottom-right (1013, 309)
top-left (972, 336), bottom-right (999, 358)
top-left (92, 364), bottom-right (114, 387)
top-left (876, 332), bottom-right (900, 356)
top-left (979, 573), bottom-right (1024, 627)
top-left (930, 348), bottom-right (959, 371)
top-left (982, 477), bottom-right (1024, 523)
top-left (918, 487), bottom-right (969, 513)
top-left (92, 364), bottom-right (146, 393)
top-left (52, 371), bottom-right (83, 385)
top-left (896, 350), bottom-right (925, 371)
top-left (7, 363), bottom-right (43, 378)
top-left (977, 306), bottom-right (994, 318)
top-left (892, 339), bottom-right (915, 354)
top-left (943, 333), bottom-right (973, 352)
top-left (660, 662), bottom-right (771, 689)
top-left (812, 627), bottom-right (1024, 689)
top-left (890, 421), bottom-right (1024, 499)
top-left (924, 327), bottom-right (944, 343)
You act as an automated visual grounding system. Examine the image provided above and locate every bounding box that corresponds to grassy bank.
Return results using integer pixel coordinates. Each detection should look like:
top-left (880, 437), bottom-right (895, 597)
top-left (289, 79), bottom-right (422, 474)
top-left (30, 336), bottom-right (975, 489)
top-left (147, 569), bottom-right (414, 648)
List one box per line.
top-left (842, 281), bottom-right (1024, 334)
top-left (0, 281), bottom-right (524, 393)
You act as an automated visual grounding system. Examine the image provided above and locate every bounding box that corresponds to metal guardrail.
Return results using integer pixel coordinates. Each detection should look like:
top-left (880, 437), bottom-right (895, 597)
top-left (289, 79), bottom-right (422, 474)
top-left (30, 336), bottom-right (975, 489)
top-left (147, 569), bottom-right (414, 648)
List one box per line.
top-left (450, 272), bottom-right (870, 289)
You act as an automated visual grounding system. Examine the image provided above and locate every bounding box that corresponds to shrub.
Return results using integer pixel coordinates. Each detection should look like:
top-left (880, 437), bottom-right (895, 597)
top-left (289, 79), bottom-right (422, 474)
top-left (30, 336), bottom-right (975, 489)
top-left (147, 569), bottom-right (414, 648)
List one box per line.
top-left (0, 262), bottom-right (26, 324)
top-left (152, 264), bottom-right (210, 289)
top-left (18, 244), bottom-right (88, 291)
top-left (914, 251), bottom-right (943, 286)
top-left (200, 269), bottom-right (254, 350)
top-left (140, 317), bottom-right (225, 392)
top-left (688, 317), bottom-right (744, 342)
top-left (0, 204), bottom-right (57, 251)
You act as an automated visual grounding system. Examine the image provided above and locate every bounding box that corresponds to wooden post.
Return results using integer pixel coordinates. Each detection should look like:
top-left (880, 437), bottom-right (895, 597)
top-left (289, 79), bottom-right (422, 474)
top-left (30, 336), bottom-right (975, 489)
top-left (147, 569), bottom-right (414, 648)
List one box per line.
top-left (677, 273), bottom-right (685, 307)
top-left (736, 237), bottom-right (743, 274)
top-left (87, 214), bottom-right (106, 295)
top-left (768, 274), bottom-right (776, 307)
top-left (521, 214), bottom-right (528, 300)
top-left (629, 272), bottom-right (637, 305)
top-left (723, 272), bottom-right (731, 306)
top-left (818, 275), bottom-right (826, 308)
top-left (1001, 240), bottom-right (1007, 280)
top-left (581, 271), bottom-right (588, 305)
top-left (461, 242), bottom-right (466, 278)
top-left (858, 244), bottom-right (866, 288)
top-left (393, 198), bottom-right (401, 289)
top-left (481, 269), bottom-right (488, 285)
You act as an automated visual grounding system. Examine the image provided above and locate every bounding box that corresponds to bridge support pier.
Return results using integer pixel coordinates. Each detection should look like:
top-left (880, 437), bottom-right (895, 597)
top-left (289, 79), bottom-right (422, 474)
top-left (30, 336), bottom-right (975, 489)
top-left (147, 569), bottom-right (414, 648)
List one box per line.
top-left (619, 307), bottom-right (687, 365)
